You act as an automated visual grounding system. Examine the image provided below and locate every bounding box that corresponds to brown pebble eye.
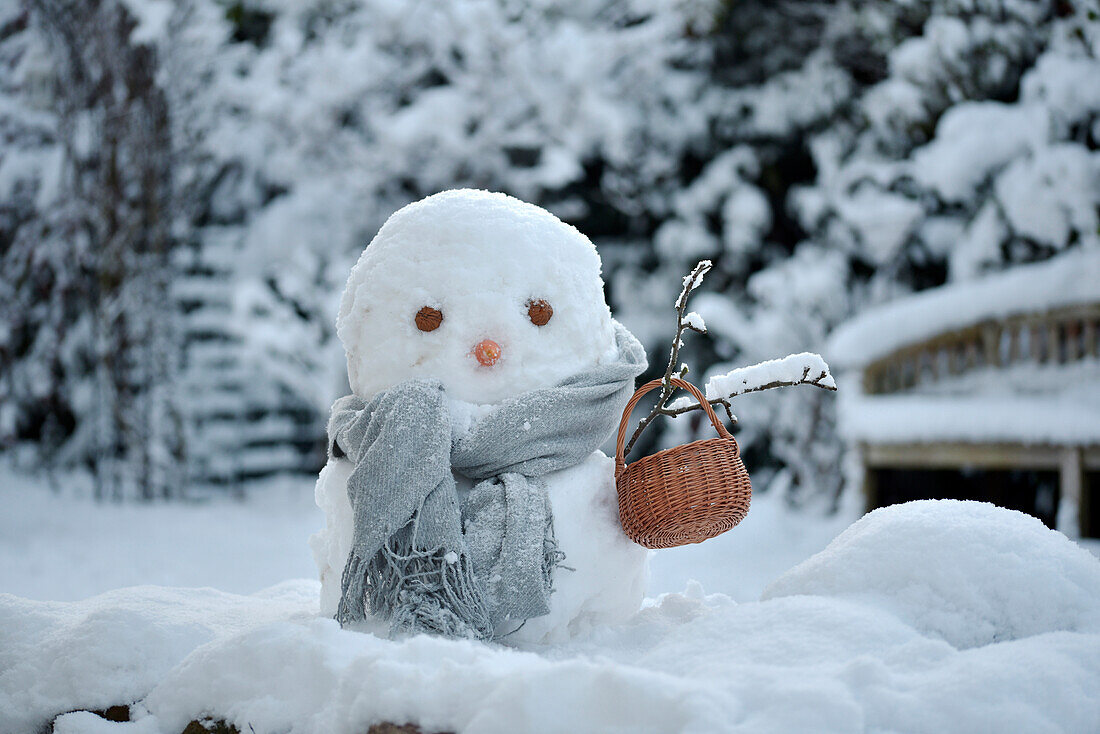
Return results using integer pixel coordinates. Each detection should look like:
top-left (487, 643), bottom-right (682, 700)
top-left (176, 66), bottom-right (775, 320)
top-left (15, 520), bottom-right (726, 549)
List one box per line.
top-left (415, 306), bottom-right (443, 332)
top-left (526, 299), bottom-right (553, 326)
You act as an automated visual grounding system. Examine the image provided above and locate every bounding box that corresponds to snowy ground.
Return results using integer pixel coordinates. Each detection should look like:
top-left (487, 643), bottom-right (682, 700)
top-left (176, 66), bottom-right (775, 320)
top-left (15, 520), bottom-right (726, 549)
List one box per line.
top-left (0, 469), bottom-right (855, 604)
top-left (3, 469), bottom-right (1100, 733)
top-left (0, 472), bottom-right (323, 602)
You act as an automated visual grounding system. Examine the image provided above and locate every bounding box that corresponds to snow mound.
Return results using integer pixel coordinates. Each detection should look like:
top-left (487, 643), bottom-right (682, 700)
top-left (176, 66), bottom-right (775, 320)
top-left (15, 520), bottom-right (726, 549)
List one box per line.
top-left (0, 581), bottom-right (319, 734)
top-left (6, 501), bottom-right (1100, 733)
top-left (764, 500), bottom-right (1100, 649)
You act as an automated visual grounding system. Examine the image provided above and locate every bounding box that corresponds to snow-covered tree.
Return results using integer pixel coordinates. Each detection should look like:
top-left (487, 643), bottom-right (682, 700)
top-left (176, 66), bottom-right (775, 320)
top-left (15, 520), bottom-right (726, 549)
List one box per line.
top-left (0, 4), bottom-right (68, 466)
top-left (1, 0), bottom-right (184, 499)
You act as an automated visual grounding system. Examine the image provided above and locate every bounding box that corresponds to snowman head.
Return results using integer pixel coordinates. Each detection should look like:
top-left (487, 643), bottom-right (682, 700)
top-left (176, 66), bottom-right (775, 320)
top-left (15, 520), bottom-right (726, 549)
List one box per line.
top-left (337, 190), bottom-right (616, 404)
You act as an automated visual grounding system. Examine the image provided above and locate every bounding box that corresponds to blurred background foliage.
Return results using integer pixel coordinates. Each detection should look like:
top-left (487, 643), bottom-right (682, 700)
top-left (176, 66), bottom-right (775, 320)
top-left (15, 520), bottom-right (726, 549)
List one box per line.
top-left (1, 0), bottom-right (1098, 504)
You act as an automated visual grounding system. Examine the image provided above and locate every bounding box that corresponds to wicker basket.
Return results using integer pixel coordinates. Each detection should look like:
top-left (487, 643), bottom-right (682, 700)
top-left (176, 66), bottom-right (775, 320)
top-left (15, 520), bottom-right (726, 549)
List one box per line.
top-left (615, 378), bottom-right (752, 549)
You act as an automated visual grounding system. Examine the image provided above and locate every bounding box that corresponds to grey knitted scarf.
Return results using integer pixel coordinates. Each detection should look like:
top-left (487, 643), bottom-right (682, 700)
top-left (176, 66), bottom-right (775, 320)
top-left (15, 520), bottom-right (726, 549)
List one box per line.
top-left (329, 322), bottom-right (647, 640)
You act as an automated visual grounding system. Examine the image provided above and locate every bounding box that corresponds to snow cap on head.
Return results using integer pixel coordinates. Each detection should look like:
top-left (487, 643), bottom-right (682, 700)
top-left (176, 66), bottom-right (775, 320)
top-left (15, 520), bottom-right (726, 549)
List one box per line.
top-left (337, 189), bottom-right (616, 404)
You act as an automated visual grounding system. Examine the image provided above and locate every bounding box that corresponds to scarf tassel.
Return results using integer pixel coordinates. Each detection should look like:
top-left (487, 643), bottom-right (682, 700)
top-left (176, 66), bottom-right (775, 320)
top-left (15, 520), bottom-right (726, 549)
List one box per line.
top-left (337, 525), bottom-right (495, 640)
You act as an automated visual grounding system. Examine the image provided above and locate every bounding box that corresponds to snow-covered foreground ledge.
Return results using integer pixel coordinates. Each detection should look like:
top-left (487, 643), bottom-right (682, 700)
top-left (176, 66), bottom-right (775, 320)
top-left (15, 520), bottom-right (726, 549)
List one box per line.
top-left (4, 501), bottom-right (1100, 734)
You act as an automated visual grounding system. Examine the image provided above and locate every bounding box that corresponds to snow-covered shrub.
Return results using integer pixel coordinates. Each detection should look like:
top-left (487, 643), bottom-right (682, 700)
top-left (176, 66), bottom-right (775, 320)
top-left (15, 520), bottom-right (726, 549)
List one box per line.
top-left (623, 0), bottom-right (1100, 505)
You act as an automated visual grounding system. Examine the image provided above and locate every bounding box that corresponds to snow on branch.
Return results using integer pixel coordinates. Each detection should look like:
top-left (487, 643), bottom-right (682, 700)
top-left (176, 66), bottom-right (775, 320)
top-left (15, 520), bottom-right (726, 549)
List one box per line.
top-left (709, 352), bottom-right (836, 397)
top-left (683, 311), bottom-right (706, 333)
top-left (676, 260), bottom-right (711, 311)
top-left (668, 353), bottom-right (837, 411)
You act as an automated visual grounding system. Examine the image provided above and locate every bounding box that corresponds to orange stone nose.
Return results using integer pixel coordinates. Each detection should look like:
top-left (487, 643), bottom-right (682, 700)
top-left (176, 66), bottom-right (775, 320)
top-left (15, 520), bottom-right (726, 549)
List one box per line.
top-left (473, 339), bottom-right (502, 367)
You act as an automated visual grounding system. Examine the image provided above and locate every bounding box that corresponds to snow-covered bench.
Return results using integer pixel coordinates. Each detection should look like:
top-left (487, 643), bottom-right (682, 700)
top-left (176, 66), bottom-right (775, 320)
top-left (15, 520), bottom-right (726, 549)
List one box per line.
top-left (828, 249), bottom-right (1100, 538)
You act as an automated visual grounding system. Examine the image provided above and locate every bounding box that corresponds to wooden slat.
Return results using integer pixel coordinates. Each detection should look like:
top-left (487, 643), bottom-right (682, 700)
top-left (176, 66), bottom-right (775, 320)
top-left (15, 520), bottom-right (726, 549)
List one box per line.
top-left (965, 340), bottom-right (980, 369)
top-left (982, 324), bottom-right (1001, 368)
top-left (1049, 321), bottom-right (1062, 364)
top-left (1060, 448), bottom-right (1084, 536)
top-left (1031, 323), bottom-right (1043, 363)
top-left (1065, 320), bottom-right (1081, 361)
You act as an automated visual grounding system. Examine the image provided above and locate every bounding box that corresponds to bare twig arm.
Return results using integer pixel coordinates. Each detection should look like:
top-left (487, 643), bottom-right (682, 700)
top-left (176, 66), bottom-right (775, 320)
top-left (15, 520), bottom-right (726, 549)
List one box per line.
top-left (620, 261), bottom-right (837, 460)
top-left (623, 260), bottom-right (712, 457)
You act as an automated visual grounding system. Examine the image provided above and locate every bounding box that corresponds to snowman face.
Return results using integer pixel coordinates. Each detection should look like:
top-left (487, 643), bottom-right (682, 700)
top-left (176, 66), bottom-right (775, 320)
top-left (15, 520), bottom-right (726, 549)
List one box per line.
top-left (338, 190), bottom-right (616, 405)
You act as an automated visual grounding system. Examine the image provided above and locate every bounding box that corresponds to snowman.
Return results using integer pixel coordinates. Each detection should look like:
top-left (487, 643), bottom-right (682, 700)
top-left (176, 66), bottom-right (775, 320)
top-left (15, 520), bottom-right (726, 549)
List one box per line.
top-left (310, 189), bottom-right (649, 643)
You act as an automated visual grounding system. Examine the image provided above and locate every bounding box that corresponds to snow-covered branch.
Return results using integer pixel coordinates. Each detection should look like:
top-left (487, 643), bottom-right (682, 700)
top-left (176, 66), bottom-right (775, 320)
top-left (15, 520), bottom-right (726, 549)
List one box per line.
top-left (667, 353), bottom-right (837, 413)
top-left (676, 261), bottom-right (711, 312)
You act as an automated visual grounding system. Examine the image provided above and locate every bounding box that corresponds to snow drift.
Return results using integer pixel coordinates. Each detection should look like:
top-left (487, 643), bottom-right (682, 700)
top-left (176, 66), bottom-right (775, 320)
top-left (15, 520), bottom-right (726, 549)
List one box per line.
top-left (4, 500), bottom-right (1099, 734)
top-left (764, 500), bottom-right (1100, 649)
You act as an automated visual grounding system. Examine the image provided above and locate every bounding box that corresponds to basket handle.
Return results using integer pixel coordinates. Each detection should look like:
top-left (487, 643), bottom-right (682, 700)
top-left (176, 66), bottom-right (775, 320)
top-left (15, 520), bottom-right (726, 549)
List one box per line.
top-left (615, 377), bottom-right (733, 473)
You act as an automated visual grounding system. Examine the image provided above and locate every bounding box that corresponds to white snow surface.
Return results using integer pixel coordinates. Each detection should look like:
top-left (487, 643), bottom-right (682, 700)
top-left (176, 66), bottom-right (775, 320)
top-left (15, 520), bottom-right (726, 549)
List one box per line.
top-left (0, 474), bottom-right (322, 602)
top-left (337, 189), bottom-right (616, 405)
top-left (1021, 52), bottom-right (1100, 132)
top-left (119, 0), bottom-right (173, 44)
top-left (834, 186), bottom-right (924, 265)
top-left (994, 145), bottom-right (1100, 249)
top-left (835, 341), bottom-right (1100, 446)
top-left (828, 248), bottom-right (1100, 369)
top-left (764, 500), bottom-right (1100, 649)
top-left (4, 499), bottom-right (1100, 733)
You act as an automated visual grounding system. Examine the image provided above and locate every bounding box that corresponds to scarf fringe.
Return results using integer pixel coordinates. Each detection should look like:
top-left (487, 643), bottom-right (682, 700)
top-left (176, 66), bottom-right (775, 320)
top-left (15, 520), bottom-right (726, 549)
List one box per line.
top-left (337, 525), bottom-right (495, 640)
top-left (543, 518), bottom-right (569, 586)
top-left (337, 518), bottom-right (568, 640)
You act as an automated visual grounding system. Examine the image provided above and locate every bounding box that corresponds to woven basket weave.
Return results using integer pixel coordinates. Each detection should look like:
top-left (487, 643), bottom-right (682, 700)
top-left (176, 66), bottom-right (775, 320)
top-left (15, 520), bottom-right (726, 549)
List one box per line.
top-left (615, 378), bottom-right (752, 549)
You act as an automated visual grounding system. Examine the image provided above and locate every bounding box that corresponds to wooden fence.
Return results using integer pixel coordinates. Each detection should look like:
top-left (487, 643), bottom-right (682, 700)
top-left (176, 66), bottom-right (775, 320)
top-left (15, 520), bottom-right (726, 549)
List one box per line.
top-left (863, 304), bottom-right (1100, 395)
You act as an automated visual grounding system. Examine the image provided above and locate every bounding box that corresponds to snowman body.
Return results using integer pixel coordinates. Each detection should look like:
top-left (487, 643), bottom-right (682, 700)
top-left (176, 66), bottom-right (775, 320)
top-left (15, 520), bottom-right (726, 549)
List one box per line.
top-left (310, 189), bottom-right (647, 642)
top-left (313, 449), bottom-right (646, 642)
